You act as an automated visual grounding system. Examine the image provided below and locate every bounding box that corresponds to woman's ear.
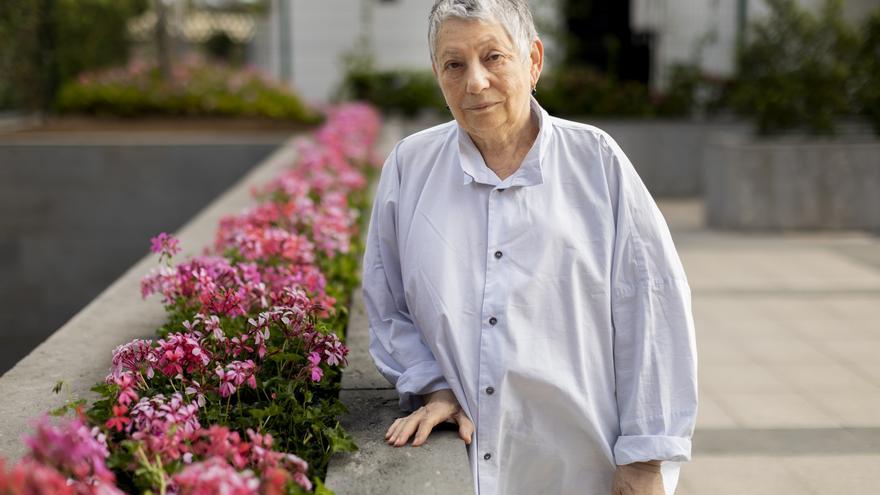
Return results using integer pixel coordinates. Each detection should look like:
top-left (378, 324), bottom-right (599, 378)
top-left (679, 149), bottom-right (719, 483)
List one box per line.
top-left (529, 37), bottom-right (544, 87)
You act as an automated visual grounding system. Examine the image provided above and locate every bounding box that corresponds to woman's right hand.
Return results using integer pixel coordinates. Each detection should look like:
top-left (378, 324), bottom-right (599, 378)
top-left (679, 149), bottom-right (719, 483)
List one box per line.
top-left (385, 388), bottom-right (474, 448)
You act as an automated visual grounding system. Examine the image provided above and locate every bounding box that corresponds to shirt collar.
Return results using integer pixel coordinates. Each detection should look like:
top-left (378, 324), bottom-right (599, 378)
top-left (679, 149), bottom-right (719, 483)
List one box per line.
top-left (457, 94), bottom-right (553, 188)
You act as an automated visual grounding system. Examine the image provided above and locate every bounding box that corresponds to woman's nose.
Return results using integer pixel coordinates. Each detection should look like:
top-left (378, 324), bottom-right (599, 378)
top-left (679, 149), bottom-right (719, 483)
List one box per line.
top-left (465, 63), bottom-right (490, 94)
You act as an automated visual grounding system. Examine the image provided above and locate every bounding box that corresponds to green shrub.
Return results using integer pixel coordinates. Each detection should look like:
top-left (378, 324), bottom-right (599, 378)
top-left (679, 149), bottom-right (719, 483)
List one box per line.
top-left (0, 0), bottom-right (147, 112)
top-left (537, 65), bottom-right (654, 117)
top-left (854, 11), bottom-right (880, 134)
top-left (56, 57), bottom-right (323, 123)
top-left (336, 68), bottom-right (447, 118)
top-left (727, 0), bottom-right (861, 135)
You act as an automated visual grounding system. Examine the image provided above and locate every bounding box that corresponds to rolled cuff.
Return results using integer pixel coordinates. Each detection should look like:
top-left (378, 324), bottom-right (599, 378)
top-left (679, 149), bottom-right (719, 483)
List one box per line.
top-left (614, 435), bottom-right (692, 465)
top-left (395, 360), bottom-right (451, 412)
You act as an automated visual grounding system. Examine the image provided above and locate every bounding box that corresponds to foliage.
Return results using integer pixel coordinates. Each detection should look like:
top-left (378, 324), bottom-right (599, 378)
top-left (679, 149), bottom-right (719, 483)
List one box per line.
top-left (336, 68), bottom-right (447, 118)
top-left (0, 0), bottom-right (147, 112)
top-left (538, 65), bottom-right (653, 117)
top-left (853, 10), bottom-right (880, 134)
top-left (726, 0), bottom-right (862, 135)
top-left (56, 55), bottom-right (323, 123)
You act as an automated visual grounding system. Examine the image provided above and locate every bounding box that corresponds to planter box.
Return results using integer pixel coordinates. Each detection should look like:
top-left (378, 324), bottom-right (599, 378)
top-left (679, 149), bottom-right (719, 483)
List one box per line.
top-left (587, 119), bottom-right (748, 198)
top-left (703, 130), bottom-right (880, 231)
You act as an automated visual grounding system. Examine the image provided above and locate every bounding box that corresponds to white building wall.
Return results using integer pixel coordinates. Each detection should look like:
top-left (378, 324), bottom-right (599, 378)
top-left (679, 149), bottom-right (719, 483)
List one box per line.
top-left (271, 0), bottom-right (879, 103)
top-left (288, 0), bottom-right (361, 105)
top-left (277, 0), bottom-right (561, 103)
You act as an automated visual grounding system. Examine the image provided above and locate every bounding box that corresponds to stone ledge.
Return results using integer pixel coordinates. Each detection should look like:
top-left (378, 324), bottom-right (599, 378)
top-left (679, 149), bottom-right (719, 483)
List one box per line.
top-left (326, 117), bottom-right (473, 493)
top-left (324, 390), bottom-right (473, 495)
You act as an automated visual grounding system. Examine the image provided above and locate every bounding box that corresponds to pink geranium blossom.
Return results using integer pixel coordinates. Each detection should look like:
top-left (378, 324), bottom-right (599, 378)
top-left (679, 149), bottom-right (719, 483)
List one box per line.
top-left (107, 338), bottom-right (155, 381)
top-left (152, 332), bottom-right (212, 378)
top-left (150, 232), bottom-right (182, 263)
top-left (0, 458), bottom-right (75, 495)
top-left (129, 393), bottom-right (201, 463)
top-left (170, 457), bottom-right (259, 495)
top-left (22, 415), bottom-right (116, 487)
top-left (216, 360), bottom-right (258, 398)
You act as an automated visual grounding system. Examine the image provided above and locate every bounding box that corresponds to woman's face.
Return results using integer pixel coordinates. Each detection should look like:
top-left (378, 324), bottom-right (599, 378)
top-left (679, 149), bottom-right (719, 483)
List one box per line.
top-left (432, 17), bottom-right (542, 138)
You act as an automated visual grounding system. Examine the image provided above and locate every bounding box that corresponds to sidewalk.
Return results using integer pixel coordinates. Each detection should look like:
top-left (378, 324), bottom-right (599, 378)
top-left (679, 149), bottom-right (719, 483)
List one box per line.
top-left (658, 199), bottom-right (880, 494)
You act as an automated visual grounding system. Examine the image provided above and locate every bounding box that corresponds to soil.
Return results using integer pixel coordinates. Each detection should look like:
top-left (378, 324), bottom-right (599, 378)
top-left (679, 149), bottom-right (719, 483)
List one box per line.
top-left (2, 115), bottom-right (318, 135)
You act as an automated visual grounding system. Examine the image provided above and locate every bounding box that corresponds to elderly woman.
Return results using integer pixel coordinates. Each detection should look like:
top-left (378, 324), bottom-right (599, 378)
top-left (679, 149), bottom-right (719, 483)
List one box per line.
top-left (361, 1), bottom-right (698, 494)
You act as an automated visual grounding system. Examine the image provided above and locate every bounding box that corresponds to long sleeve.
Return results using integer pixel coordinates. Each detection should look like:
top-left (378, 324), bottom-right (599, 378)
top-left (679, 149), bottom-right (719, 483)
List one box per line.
top-left (602, 133), bottom-right (699, 465)
top-left (361, 143), bottom-right (452, 412)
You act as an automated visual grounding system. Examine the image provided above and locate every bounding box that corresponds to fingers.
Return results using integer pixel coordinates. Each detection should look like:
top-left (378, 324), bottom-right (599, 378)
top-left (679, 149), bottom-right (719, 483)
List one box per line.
top-left (453, 410), bottom-right (474, 445)
top-left (412, 415), bottom-right (440, 447)
top-left (385, 403), bottom-right (475, 448)
top-left (384, 417), bottom-right (404, 441)
top-left (386, 407), bottom-right (430, 447)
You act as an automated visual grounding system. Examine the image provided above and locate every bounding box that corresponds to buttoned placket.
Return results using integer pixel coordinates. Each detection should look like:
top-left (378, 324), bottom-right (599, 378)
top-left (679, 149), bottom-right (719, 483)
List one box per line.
top-left (475, 183), bottom-right (510, 495)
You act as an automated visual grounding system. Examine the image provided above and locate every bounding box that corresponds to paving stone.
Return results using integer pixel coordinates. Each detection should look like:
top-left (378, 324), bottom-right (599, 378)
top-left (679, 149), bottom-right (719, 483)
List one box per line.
top-left (695, 392), bottom-right (740, 429)
top-left (712, 392), bottom-right (842, 429)
top-left (676, 455), bottom-right (821, 495)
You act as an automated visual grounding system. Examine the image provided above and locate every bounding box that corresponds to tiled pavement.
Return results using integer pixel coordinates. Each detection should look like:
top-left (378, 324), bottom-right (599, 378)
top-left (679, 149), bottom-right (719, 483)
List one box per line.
top-left (658, 199), bottom-right (880, 495)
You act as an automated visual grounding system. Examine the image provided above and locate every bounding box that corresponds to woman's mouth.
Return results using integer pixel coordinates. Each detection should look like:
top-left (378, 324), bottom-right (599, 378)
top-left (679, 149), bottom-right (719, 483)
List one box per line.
top-left (467, 102), bottom-right (498, 111)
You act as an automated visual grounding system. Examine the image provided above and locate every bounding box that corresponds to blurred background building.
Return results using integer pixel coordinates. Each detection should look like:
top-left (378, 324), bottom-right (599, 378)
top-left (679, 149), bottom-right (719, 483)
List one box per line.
top-left (258, 0), bottom-right (880, 102)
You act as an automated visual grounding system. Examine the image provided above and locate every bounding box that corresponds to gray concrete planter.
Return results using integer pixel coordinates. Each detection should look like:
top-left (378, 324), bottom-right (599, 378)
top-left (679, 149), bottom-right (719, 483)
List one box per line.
top-left (586, 118), bottom-right (749, 198)
top-left (703, 130), bottom-right (880, 231)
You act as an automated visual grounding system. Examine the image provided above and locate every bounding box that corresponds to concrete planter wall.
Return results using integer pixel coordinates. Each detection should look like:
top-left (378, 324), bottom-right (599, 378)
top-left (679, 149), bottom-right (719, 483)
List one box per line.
top-left (703, 130), bottom-right (880, 231)
top-left (586, 119), bottom-right (748, 198)
top-left (0, 132), bottom-right (288, 373)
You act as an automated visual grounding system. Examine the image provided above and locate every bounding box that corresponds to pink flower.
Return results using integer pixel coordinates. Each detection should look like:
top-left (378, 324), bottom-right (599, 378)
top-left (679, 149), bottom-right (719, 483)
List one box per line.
top-left (307, 352), bottom-right (323, 382)
top-left (150, 232), bottom-right (181, 262)
top-left (22, 415), bottom-right (115, 487)
top-left (215, 360), bottom-right (258, 398)
top-left (105, 405), bottom-right (131, 433)
top-left (153, 332), bottom-right (212, 378)
top-left (323, 337), bottom-right (348, 367)
top-left (129, 393), bottom-right (201, 463)
top-left (171, 457), bottom-right (259, 495)
top-left (0, 458), bottom-right (76, 495)
top-left (107, 338), bottom-right (154, 381)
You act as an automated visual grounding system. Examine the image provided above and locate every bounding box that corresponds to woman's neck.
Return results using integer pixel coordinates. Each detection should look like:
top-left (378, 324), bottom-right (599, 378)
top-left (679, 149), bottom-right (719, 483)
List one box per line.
top-left (468, 108), bottom-right (539, 181)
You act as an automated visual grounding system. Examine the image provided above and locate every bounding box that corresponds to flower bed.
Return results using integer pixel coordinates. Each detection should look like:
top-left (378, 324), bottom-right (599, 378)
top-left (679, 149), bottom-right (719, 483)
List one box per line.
top-left (56, 55), bottom-right (323, 124)
top-left (0, 102), bottom-right (383, 494)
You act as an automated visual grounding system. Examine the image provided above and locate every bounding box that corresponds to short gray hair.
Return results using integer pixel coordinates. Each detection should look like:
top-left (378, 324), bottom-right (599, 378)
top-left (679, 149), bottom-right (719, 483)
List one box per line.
top-left (428, 0), bottom-right (538, 66)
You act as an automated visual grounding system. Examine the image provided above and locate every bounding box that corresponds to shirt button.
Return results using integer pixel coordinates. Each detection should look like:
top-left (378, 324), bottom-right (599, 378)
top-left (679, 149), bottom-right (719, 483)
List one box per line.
top-left (494, 250), bottom-right (503, 259)
top-left (486, 386), bottom-right (495, 395)
top-left (489, 317), bottom-right (497, 326)
top-left (484, 453), bottom-right (492, 460)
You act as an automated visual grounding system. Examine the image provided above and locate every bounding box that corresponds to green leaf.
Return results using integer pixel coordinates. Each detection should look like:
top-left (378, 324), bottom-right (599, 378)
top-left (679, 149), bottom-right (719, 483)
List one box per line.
top-left (313, 477), bottom-right (335, 495)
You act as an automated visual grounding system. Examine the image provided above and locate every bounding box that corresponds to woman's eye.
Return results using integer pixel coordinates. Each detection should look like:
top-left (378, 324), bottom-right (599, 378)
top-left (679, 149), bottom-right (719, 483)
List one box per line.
top-left (488, 54), bottom-right (503, 62)
top-left (446, 62), bottom-right (461, 70)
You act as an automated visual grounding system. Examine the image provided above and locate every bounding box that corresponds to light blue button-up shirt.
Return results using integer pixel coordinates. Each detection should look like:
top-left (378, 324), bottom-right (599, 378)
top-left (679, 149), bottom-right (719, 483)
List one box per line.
top-left (362, 95), bottom-right (698, 495)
